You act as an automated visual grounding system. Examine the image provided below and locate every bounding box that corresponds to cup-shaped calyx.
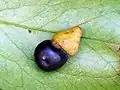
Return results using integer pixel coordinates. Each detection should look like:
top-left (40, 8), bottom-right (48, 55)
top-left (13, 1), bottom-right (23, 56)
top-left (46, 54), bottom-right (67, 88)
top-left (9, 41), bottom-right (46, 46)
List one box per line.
top-left (52, 26), bottom-right (83, 56)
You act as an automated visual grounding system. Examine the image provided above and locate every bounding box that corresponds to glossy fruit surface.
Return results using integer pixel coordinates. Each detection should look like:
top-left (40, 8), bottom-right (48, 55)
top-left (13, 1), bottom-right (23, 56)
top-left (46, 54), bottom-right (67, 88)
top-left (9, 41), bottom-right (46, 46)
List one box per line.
top-left (34, 40), bottom-right (69, 71)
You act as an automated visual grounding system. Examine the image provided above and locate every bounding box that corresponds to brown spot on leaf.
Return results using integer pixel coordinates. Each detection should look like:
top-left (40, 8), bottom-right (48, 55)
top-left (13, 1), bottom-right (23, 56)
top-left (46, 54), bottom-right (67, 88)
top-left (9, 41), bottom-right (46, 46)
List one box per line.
top-left (28, 30), bottom-right (32, 33)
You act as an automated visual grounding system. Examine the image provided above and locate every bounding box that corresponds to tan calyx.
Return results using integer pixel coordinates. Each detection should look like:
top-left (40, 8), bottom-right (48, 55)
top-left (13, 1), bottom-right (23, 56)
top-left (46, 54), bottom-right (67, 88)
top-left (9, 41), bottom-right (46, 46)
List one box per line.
top-left (52, 26), bottom-right (83, 56)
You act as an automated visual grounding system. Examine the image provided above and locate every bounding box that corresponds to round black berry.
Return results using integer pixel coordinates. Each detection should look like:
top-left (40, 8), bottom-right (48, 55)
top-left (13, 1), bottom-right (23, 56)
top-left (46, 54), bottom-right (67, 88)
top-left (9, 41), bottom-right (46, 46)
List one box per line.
top-left (34, 40), bottom-right (69, 71)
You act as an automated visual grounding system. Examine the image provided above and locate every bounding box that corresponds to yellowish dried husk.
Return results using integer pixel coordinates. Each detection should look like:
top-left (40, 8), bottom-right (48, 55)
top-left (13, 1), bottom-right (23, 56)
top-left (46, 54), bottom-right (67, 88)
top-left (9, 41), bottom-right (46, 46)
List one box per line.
top-left (52, 26), bottom-right (83, 56)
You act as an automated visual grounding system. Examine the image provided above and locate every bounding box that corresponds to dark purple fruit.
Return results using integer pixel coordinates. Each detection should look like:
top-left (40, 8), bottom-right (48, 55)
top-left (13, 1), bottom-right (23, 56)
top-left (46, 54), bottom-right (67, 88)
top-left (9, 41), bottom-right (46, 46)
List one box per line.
top-left (34, 40), bottom-right (69, 71)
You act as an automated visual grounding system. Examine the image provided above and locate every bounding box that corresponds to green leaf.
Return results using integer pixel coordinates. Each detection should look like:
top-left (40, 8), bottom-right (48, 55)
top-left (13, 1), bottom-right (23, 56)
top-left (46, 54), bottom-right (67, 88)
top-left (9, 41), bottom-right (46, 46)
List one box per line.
top-left (0, 0), bottom-right (120, 90)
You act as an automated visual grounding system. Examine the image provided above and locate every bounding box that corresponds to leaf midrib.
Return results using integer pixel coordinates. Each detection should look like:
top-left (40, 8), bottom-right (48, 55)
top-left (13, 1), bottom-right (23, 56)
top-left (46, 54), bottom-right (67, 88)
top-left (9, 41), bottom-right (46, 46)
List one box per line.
top-left (0, 19), bottom-right (119, 45)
